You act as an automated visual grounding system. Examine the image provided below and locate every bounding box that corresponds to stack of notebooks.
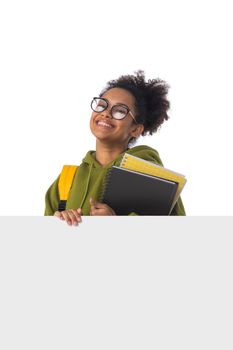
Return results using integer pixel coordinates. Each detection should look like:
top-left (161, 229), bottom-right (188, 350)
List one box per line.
top-left (100, 153), bottom-right (187, 216)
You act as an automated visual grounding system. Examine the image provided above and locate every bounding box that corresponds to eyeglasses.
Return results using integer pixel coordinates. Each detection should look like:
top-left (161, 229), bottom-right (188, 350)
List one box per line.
top-left (90, 97), bottom-right (138, 123)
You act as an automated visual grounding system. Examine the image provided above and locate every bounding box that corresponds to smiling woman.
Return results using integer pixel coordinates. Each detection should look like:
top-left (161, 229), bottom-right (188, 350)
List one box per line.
top-left (44, 70), bottom-right (186, 225)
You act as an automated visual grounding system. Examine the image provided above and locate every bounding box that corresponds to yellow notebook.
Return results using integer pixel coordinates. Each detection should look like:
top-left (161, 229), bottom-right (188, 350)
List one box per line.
top-left (120, 153), bottom-right (187, 212)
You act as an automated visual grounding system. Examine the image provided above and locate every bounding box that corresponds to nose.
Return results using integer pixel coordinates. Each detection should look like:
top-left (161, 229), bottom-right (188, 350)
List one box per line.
top-left (101, 106), bottom-right (113, 119)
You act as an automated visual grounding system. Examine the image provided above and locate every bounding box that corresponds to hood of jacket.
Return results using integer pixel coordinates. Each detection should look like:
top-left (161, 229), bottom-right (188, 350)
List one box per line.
top-left (81, 144), bottom-right (163, 168)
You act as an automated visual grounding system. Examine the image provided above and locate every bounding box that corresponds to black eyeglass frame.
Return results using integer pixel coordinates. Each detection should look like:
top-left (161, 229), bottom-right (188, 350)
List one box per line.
top-left (90, 97), bottom-right (138, 124)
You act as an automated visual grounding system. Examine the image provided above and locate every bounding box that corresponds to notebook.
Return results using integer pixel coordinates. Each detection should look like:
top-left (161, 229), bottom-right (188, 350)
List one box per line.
top-left (100, 166), bottom-right (178, 215)
top-left (120, 153), bottom-right (187, 211)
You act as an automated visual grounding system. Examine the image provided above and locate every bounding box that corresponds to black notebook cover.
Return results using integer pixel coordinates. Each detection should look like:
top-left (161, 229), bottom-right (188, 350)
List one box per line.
top-left (100, 166), bottom-right (178, 216)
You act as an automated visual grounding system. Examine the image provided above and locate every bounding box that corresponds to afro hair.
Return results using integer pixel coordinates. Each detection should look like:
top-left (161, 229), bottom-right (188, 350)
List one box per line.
top-left (99, 69), bottom-right (170, 147)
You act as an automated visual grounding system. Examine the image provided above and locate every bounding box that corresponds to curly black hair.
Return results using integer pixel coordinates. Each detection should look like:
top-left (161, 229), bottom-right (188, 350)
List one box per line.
top-left (99, 69), bottom-right (170, 147)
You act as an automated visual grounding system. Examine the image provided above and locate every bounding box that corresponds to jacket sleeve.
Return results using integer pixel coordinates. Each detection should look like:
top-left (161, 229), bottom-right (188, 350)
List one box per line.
top-left (170, 196), bottom-right (186, 216)
top-left (44, 175), bottom-right (60, 216)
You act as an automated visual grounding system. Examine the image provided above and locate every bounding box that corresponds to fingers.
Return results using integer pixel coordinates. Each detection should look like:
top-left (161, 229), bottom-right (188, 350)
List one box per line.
top-left (90, 197), bottom-right (102, 215)
top-left (89, 198), bottom-right (116, 216)
top-left (90, 198), bottom-right (96, 216)
top-left (90, 197), bottom-right (105, 209)
top-left (54, 209), bottom-right (82, 226)
top-left (54, 211), bottom-right (66, 221)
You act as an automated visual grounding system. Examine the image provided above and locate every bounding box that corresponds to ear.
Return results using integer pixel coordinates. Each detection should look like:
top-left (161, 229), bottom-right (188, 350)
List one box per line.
top-left (130, 123), bottom-right (144, 139)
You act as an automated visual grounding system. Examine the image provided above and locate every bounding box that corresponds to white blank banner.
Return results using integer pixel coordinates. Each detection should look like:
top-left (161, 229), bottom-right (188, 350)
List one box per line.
top-left (0, 217), bottom-right (233, 350)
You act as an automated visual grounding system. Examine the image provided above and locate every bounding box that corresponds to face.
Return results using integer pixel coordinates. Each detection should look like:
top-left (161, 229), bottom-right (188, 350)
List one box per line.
top-left (90, 87), bottom-right (144, 147)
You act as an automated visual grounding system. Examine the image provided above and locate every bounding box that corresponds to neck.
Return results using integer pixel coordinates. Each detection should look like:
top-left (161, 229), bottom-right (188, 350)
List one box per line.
top-left (94, 140), bottom-right (128, 167)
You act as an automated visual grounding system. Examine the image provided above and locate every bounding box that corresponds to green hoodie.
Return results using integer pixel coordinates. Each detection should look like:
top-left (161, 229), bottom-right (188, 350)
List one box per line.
top-left (44, 145), bottom-right (186, 216)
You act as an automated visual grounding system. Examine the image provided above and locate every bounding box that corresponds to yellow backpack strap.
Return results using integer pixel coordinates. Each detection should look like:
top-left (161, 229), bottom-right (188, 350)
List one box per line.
top-left (58, 165), bottom-right (79, 211)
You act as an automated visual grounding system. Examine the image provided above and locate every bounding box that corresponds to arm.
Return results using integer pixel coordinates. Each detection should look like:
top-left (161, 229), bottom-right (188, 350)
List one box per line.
top-left (170, 196), bottom-right (186, 216)
top-left (44, 175), bottom-right (60, 216)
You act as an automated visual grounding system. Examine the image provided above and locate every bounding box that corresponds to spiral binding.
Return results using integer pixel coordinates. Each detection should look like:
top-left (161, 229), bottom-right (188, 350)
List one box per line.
top-left (119, 153), bottom-right (129, 168)
top-left (99, 167), bottom-right (113, 203)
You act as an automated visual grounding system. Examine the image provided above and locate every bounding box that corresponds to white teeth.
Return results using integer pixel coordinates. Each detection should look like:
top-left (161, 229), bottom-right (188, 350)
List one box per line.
top-left (97, 121), bottom-right (113, 128)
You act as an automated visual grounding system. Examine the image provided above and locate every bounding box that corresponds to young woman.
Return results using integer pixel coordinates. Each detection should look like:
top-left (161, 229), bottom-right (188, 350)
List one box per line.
top-left (44, 70), bottom-right (185, 225)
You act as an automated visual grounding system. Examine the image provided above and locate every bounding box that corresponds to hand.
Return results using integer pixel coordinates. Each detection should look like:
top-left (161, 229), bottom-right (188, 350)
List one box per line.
top-left (89, 198), bottom-right (116, 216)
top-left (54, 208), bottom-right (82, 226)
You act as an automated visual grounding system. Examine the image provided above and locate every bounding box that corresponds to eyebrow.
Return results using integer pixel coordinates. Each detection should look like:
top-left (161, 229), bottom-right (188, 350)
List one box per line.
top-left (102, 98), bottom-right (130, 109)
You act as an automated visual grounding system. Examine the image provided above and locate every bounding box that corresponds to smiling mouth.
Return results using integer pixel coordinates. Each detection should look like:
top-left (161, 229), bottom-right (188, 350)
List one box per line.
top-left (96, 120), bottom-right (114, 129)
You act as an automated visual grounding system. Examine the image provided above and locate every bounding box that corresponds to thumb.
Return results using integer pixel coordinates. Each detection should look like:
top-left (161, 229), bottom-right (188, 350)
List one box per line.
top-left (77, 208), bottom-right (82, 214)
top-left (90, 197), bottom-right (97, 207)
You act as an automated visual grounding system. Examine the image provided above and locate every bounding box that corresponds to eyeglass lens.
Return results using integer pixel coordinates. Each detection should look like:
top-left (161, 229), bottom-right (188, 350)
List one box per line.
top-left (91, 98), bottom-right (128, 120)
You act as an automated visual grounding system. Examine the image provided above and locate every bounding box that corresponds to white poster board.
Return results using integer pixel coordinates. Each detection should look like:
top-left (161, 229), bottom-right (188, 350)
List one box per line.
top-left (0, 217), bottom-right (233, 349)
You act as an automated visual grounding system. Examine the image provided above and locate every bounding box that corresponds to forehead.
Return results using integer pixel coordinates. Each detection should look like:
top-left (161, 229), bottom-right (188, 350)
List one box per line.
top-left (101, 88), bottom-right (135, 107)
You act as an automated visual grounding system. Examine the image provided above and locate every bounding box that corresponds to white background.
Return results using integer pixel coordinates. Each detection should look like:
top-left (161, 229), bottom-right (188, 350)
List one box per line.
top-left (0, 0), bottom-right (232, 215)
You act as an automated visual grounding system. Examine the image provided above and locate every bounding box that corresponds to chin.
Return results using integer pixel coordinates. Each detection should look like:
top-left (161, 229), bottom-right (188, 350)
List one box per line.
top-left (90, 128), bottom-right (110, 142)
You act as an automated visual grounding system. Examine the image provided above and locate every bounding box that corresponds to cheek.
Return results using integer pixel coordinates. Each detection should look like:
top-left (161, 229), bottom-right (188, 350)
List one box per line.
top-left (120, 119), bottom-right (133, 133)
top-left (90, 113), bottom-right (96, 126)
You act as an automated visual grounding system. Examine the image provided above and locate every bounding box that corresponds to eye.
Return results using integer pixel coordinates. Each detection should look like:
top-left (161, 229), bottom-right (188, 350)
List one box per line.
top-left (91, 98), bottom-right (107, 112)
top-left (112, 105), bottom-right (128, 119)
top-left (115, 107), bottom-right (126, 113)
top-left (96, 103), bottom-right (105, 111)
